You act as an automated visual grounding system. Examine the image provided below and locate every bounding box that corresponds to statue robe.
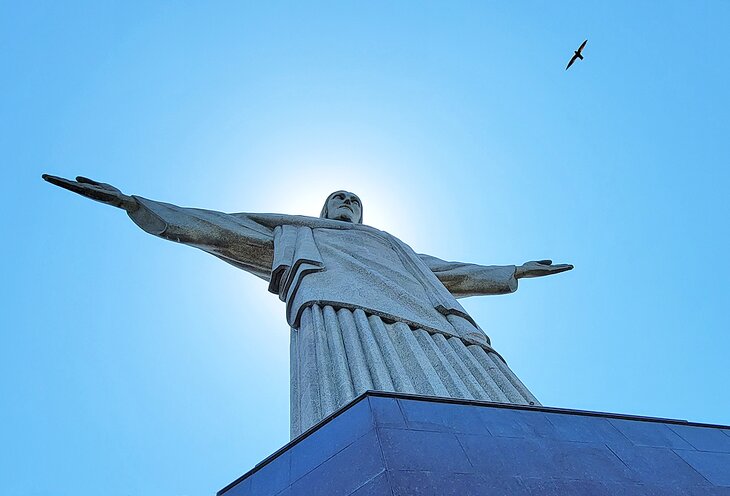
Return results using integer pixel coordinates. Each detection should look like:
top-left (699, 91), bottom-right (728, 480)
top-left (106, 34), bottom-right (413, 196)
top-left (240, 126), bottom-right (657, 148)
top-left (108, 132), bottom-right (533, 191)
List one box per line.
top-left (128, 197), bottom-right (539, 437)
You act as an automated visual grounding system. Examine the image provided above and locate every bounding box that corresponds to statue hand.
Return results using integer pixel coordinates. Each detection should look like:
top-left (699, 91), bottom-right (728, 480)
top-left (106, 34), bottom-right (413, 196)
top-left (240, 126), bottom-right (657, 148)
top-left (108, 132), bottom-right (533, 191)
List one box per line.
top-left (42, 174), bottom-right (138, 211)
top-left (515, 259), bottom-right (573, 279)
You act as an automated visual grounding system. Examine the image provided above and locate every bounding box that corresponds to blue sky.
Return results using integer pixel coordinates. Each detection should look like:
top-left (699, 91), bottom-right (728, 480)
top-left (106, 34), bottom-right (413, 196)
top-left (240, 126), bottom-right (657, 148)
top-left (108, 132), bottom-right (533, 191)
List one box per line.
top-left (2, 1), bottom-right (729, 495)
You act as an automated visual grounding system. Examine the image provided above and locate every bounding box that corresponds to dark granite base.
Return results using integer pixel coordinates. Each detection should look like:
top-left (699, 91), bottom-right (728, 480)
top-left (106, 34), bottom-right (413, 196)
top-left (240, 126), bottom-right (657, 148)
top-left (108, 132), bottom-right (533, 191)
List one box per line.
top-left (219, 391), bottom-right (730, 496)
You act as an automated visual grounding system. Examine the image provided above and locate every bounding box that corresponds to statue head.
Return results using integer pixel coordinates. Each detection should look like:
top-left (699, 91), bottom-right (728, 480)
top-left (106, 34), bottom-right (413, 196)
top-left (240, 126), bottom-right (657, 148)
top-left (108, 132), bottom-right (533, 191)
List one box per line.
top-left (320, 190), bottom-right (363, 224)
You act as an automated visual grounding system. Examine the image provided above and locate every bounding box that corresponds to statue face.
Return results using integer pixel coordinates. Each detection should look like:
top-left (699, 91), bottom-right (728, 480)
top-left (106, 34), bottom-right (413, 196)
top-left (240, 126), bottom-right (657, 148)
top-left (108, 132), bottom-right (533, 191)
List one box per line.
top-left (325, 191), bottom-right (362, 223)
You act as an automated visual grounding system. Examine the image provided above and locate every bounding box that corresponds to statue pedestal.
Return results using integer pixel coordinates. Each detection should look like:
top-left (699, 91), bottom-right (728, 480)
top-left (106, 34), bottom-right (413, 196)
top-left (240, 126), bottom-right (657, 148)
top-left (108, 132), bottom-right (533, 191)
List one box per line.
top-left (219, 391), bottom-right (730, 495)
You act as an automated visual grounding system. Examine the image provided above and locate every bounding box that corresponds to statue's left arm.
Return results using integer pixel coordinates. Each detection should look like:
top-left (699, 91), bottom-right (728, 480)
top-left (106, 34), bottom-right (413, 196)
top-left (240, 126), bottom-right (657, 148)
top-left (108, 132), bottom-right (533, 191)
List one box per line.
top-left (419, 254), bottom-right (572, 298)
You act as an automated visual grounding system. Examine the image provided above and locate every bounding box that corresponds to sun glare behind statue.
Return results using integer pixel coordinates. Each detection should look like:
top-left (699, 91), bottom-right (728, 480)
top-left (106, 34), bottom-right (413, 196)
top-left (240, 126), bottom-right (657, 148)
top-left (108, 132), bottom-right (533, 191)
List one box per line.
top-left (225, 147), bottom-right (426, 242)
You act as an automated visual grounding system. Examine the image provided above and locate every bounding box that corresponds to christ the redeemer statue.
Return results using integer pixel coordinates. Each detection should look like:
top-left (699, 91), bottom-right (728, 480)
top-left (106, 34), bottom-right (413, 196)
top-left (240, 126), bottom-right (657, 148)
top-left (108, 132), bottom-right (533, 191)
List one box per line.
top-left (43, 175), bottom-right (572, 437)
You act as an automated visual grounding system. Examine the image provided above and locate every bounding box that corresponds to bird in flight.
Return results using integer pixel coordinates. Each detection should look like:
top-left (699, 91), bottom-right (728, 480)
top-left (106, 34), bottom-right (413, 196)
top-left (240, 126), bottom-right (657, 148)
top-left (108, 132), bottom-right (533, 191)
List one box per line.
top-left (566, 39), bottom-right (588, 70)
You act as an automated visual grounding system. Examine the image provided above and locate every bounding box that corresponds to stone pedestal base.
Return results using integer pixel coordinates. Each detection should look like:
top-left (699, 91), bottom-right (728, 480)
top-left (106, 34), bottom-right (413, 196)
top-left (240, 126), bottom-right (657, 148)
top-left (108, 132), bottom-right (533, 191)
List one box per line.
top-left (219, 391), bottom-right (730, 495)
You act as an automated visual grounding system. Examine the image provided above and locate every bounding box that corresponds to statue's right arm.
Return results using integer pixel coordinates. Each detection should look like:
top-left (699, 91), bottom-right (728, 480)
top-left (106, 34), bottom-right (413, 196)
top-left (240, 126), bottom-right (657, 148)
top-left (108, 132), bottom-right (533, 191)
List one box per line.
top-left (43, 174), bottom-right (275, 281)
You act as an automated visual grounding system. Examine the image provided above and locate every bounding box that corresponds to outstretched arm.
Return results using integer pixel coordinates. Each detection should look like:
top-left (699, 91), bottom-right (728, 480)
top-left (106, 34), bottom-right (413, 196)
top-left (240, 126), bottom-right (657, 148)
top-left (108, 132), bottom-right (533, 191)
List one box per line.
top-left (420, 254), bottom-right (572, 298)
top-left (42, 174), bottom-right (276, 280)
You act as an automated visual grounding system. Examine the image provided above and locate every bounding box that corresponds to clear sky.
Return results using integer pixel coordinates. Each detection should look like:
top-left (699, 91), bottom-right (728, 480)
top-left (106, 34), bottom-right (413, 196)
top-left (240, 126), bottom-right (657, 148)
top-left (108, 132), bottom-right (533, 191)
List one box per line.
top-left (2, 1), bottom-right (729, 495)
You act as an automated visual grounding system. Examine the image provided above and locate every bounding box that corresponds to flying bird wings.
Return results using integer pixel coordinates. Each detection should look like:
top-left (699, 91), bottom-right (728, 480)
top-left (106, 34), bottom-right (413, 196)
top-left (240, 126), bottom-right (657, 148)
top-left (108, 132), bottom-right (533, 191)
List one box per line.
top-left (566, 39), bottom-right (587, 70)
top-left (565, 54), bottom-right (579, 70)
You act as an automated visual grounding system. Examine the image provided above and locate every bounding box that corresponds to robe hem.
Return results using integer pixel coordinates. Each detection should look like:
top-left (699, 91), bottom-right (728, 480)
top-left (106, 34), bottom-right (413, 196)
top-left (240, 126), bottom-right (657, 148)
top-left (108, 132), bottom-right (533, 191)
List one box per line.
top-left (290, 301), bottom-right (505, 362)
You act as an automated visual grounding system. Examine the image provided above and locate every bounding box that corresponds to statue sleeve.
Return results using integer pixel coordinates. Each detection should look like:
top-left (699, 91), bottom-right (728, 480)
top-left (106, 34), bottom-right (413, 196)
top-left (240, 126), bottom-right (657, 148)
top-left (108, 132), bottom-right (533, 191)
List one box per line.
top-left (418, 253), bottom-right (518, 298)
top-left (128, 196), bottom-right (275, 281)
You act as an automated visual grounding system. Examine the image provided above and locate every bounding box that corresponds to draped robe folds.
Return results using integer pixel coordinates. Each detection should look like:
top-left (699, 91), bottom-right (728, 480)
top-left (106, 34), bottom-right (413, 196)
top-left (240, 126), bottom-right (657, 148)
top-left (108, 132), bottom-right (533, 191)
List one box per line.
top-left (128, 197), bottom-right (540, 437)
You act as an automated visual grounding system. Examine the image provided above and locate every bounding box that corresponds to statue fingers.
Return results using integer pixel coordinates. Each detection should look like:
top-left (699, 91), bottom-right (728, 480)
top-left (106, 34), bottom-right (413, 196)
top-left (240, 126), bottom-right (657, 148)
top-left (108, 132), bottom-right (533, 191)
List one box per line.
top-left (43, 173), bottom-right (123, 205)
top-left (42, 173), bottom-right (71, 186)
top-left (549, 264), bottom-right (574, 274)
top-left (76, 176), bottom-right (101, 185)
top-left (43, 174), bottom-right (91, 195)
top-left (536, 259), bottom-right (553, 266)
